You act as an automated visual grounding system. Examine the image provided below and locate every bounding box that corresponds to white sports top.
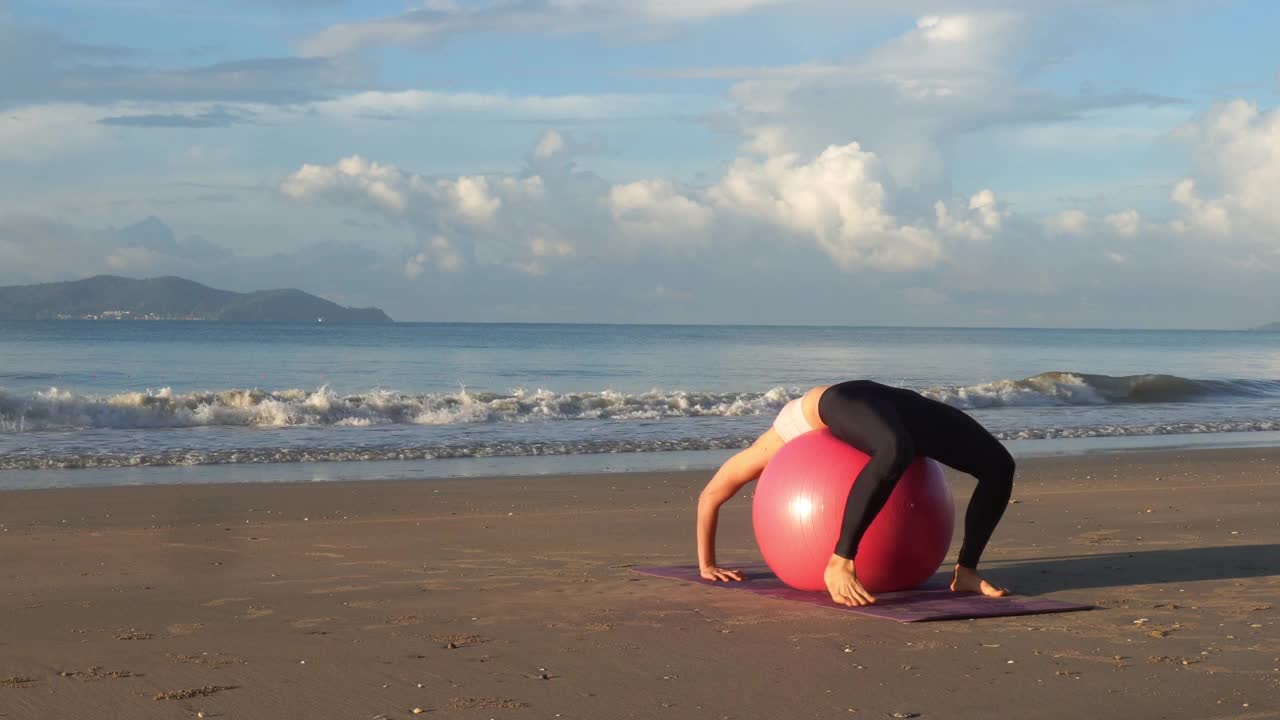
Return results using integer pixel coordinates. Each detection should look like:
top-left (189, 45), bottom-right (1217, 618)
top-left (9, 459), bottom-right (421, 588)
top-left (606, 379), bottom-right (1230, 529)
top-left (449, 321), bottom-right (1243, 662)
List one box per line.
top-left (772, 397), bottom-right (815, 443)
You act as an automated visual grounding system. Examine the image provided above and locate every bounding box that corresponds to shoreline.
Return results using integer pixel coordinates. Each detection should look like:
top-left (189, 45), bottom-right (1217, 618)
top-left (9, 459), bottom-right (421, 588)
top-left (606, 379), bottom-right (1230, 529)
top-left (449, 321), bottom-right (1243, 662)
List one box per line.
top-left (4, 431), bottom-right (1280, 492)
top-left (4, 444), bottom-right (1280, 536)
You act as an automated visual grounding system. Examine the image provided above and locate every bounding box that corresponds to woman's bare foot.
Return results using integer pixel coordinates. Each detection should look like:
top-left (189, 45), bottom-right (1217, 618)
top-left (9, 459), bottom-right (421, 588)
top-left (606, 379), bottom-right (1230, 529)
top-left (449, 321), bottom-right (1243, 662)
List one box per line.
top-left (824, 555), bottom-right (876, 606)
top-left (950, 565), bottom-right (1009, 597)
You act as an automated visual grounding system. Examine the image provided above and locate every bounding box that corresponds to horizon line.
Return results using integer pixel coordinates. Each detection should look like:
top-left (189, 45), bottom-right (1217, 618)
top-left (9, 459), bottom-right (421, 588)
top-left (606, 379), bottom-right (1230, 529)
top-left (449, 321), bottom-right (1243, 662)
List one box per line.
top-left (2, 318), bottom-right (1268, 333)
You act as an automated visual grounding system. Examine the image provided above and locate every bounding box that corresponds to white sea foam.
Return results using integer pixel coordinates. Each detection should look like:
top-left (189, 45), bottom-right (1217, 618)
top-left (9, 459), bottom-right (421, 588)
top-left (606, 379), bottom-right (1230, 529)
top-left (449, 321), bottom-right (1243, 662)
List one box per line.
top-left (4, 418), bottom-right (1280, 470)
top-left (2, 372), bottom-right (1277, 433)
top-left (0, 385), bottom-right (800, 432)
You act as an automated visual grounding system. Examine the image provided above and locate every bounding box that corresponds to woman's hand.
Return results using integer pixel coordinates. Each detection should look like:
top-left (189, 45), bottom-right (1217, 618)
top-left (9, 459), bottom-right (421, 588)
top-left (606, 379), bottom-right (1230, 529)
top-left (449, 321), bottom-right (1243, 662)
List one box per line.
top-left (696, 432), bottom-right (779, 585)
top-left (824, 555), bottom-right (876, 606)
top-left (700, 565), bottom-right (745, 582)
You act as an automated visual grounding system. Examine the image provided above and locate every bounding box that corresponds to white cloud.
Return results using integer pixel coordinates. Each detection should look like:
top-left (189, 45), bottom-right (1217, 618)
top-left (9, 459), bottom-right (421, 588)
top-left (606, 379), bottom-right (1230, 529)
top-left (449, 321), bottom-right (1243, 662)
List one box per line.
top-left (710, 142), bottom-right (941, 271)
top-left (515, 236), bottom-right (576, 275)
top-left (282, 155), bottom-right (410, 214)
top-left (1103, 209), bottom-right (1141, 238)
top-left (1040, 206), bottom-right (1142, 240)
top-left (533, 129), bottom-right (567, 160)
top-left (432, 235), bottom-right (463, 272)
top-left (284, 134), bottom-right (966, 275)
top-left (1170, 178), bottom-right (1231, 236)
top-left (1045, 209), bottom-right (1090, 236)
top-left (281, 155), bottom-right (541, 232)
top-left (404, 252), bottom-right (429, 279)
top-left (530, 236), bottom-right (574, 258)
top-left (968, 190), bottom-right (1002, 230)
top-left (717, 11), bottom-right (1172, 189)
top-left (610, 179), bottom-right (713, 244)
top-left (1171, 100), bottom-right (1280, 239)
top-left (935, 189), bottom-right (1003, 241)
top-left (405, 235), bottom-right (464, 277)
top-left (448, 177), bottom-right (502, 226)
top-left (722, 11), bottom-right (1024, 185)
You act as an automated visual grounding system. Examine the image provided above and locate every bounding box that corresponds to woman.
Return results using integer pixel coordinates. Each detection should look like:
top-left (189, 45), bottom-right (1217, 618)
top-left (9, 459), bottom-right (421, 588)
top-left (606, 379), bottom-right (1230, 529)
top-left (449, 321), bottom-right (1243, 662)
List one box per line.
top-left (697, 380), bottom-right (1015, 607)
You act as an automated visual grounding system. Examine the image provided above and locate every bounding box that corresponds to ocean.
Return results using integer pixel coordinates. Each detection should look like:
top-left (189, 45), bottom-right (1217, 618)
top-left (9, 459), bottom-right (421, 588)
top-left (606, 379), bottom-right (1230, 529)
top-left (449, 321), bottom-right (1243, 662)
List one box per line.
top-left (3, 321), bottom-right (1280, 489)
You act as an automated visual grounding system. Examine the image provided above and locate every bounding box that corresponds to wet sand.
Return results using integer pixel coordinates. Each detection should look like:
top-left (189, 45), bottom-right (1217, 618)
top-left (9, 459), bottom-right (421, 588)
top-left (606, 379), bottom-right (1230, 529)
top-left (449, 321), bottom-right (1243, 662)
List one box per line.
top-left (2, 447), bottom-right (1279, 719)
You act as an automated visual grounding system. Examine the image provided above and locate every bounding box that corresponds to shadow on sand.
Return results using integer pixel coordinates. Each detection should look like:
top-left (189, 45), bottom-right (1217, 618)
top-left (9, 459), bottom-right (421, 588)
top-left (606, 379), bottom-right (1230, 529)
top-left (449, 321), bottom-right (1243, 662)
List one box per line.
top-left (976, 544), bottom-right (1280, 594)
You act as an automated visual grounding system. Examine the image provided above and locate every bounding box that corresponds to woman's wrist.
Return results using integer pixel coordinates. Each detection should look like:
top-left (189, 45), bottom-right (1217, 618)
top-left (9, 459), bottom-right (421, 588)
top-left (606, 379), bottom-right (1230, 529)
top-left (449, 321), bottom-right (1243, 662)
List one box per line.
top-left (827, 554), bottom-right (855, 571)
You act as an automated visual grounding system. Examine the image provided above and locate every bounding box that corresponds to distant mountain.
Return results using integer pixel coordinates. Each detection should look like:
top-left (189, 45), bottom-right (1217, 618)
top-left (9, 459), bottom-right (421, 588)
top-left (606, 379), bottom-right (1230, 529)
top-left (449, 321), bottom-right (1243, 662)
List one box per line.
top-left (0, 276), bottom-right (392, 323)
top-left (1254, 322), bottom-right (1280, 332)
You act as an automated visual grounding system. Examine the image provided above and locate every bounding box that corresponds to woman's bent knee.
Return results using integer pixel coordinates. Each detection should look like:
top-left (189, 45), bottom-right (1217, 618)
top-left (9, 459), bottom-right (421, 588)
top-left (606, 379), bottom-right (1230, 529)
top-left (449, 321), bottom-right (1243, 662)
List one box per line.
top-left (986, 448), bottom-right (1015, 486)
top-left (998, 448), bottom-right (1016, 479)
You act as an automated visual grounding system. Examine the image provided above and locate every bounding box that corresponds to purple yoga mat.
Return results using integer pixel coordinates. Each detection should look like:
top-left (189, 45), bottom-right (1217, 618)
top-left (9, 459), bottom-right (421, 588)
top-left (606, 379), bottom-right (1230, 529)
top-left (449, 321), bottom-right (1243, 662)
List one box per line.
top-left (631, 563), bottom-right (1092, 623)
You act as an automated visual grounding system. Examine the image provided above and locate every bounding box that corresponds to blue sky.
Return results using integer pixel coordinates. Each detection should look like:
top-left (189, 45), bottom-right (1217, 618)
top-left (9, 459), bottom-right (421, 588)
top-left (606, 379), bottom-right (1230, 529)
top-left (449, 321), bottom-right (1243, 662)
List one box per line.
top-left (2, 0), bottom-right (1279, 327)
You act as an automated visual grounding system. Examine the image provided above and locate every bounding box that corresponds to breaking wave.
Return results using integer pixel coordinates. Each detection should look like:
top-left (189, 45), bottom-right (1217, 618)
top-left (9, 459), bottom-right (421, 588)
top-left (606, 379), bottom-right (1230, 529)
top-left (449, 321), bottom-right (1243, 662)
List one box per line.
top-left (2, 372), bottom-right (1278, 433)
top-left (920, 372), bottom-right (1280, 408)
top-left (0, 386), bottom-right (794, 432)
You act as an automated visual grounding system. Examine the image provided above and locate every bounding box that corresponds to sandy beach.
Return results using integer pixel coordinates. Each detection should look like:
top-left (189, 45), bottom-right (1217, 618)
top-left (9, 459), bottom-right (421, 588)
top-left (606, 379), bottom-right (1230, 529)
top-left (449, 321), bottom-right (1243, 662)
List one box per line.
top-left (2, 448), bottom-right (1279, 719)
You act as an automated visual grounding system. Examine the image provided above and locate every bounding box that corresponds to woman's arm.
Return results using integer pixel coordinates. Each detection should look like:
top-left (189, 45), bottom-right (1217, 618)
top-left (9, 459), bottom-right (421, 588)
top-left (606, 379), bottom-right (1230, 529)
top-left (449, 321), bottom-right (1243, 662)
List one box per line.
top-left (696, 430), bottom-right (783, 580)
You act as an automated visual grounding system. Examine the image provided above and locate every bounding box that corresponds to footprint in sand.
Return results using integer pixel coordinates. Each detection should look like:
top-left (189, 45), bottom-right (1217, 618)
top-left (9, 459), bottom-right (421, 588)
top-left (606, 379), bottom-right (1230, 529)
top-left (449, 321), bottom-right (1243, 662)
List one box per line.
top-left (167, 653), bottom-right (246, 668)
top-left (419, 581), bottom-right (464, 591)
top-left (159, 542), bottom-right (241, 554)
top-left (291, 617), bottom-right (339, 629)
top-left (446, 696), bottom-right (527, 710)
top-left (1071, 530), bottom-right (1127, 546)
top-left (431, 633), bottom-right (487, 647)
top-left (306, 585), bottom-right (378, 594)
top-left (203, 597), bottom-right (251, 607)
top-left (260, 574), bottom-right (370, 586)
top-left (361, 614), bottom-right (426, 631)
top-left (377, 579), bottom-right (426, 587)
top-left (58, 667), bottom-right (140, 681)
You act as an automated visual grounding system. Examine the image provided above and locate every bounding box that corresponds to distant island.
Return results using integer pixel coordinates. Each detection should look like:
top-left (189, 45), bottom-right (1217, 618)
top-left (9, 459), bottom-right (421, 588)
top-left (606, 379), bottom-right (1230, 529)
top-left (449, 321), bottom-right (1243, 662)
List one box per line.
top-left (1254, 322), bottom-right (1280, 332)
top-left (0, 275), bottom-right (392, 323)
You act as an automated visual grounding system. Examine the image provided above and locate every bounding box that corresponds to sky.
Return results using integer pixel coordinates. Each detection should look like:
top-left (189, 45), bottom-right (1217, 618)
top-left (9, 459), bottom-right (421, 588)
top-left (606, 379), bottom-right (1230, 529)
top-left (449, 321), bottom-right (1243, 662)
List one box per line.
top-left (1, 0), bottom-right (1278, 328)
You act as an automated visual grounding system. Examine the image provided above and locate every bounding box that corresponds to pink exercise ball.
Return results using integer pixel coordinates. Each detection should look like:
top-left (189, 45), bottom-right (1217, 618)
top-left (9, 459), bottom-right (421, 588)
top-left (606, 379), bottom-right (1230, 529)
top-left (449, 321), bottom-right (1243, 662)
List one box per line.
top-left (752, 429), bottom-right (954, 593)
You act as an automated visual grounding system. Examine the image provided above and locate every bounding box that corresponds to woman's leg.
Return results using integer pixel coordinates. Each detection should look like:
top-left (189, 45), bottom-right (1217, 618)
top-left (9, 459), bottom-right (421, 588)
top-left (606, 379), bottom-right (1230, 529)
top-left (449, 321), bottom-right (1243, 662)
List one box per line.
top-left (818, 383), bottom-right (917, 560)
top-left (901, 395), bottom-right (1015, 569)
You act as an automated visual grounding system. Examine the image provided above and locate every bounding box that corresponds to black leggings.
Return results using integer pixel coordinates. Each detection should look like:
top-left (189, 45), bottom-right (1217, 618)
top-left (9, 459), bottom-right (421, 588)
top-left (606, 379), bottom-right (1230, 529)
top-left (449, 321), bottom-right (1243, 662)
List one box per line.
top-left (817, 380), bottom-right (1015, 568)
